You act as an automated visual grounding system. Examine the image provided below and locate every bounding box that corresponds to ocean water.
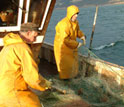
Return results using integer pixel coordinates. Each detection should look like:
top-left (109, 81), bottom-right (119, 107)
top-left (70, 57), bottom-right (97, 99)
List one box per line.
top-left (45, 4), bottom-right (124, 66)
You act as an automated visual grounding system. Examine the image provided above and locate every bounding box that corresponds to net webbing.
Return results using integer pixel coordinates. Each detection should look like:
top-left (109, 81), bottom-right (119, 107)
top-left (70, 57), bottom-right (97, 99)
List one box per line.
top-left (39, 46), bottom-right (124, 107)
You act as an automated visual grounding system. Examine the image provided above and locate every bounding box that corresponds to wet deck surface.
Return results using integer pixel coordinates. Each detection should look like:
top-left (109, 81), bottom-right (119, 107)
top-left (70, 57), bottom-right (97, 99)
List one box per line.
top-left (38, 58), bottom-right (58, 77)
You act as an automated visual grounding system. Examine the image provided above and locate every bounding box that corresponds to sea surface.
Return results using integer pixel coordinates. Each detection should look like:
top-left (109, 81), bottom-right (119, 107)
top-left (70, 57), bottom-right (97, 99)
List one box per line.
top-left (45, 4), bottom-right (124, 66)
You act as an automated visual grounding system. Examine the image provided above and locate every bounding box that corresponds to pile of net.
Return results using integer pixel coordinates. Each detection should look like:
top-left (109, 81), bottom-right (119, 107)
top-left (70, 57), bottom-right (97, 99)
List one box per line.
top-left (38, 46), bottom-right (124, 107)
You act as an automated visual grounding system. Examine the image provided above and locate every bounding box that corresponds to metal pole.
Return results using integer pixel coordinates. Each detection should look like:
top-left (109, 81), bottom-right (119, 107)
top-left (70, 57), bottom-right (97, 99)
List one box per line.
top-left (86, 5), bottom-right (98, 77)
top-left (89, 5), bottom-right (98, 50)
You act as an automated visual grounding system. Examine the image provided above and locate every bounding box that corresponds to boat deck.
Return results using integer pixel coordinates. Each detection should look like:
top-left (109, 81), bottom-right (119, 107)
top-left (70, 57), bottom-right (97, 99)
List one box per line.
top-left (38, 58), bottom-right (58, 77)
top-left (37, 58), bottom-right (90, 107)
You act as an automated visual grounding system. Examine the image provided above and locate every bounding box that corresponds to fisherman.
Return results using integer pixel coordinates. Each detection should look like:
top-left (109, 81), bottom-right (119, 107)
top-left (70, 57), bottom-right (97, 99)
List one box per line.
top-left (0, 22), bottom-right (51, 107)
top-left (54, 5), bottom-right (86, 79)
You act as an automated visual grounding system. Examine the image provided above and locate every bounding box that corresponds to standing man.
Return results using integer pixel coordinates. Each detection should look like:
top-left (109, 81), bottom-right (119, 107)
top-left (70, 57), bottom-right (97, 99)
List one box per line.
top-left (54, 5), bottom-right (86, 79)
top-left (0, 23), bottom-right (51, 107)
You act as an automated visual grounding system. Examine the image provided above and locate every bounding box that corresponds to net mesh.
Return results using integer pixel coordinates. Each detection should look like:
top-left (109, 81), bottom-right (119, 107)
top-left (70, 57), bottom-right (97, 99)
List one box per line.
top-left (39, 46), bottom-right (124, 107)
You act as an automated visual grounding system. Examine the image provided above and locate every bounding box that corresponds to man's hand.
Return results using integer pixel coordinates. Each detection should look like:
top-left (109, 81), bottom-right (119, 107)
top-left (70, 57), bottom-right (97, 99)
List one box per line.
top-left (80, 36), bottom-right (86, 45)
top-left (45, 80), bottom-right (52, 90)
top-left (77, 42), bottom-right (82, 48)
top-left (82, 39), bottom-right (86, 45)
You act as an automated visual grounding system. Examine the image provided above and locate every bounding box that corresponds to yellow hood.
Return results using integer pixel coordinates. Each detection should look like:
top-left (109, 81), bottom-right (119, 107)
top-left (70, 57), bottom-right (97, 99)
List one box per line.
top-left (3, 33), bottom-right (24, 46)
top-left (67, 5), bottom-right (79, 20)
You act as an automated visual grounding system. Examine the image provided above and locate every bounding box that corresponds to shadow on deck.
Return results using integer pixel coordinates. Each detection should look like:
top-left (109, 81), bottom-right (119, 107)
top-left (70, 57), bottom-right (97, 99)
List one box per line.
top-left (38, 58), bottom-right (58, 77)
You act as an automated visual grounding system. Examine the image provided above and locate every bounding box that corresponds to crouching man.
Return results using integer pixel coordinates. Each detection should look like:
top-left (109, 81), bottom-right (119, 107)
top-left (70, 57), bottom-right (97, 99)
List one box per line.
top-left (0, 23), bottom-right (51, 107)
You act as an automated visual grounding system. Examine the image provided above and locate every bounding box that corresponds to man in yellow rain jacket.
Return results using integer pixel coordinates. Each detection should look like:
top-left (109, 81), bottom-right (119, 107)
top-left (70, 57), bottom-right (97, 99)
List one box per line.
top-left (0, 23), bottom-right (51, 107)
top-left (54, 5), bottom-right (86, 79)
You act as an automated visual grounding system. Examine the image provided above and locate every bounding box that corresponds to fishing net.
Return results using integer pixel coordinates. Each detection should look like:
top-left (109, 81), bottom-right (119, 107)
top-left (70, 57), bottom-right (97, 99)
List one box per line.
top-left (38, 45), bottom-right (124, 107)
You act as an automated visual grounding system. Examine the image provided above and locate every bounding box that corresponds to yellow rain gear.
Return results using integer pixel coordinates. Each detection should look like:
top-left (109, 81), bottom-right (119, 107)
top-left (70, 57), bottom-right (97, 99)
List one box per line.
top-left (0, 33), bottom-right (49, 107)
top-left (54, 5), bottom-right (85, 79)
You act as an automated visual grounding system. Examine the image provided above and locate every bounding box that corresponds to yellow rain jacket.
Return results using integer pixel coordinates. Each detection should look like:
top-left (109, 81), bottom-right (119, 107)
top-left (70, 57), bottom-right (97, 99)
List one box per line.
top-left (0, 33), bottom-right (49, 107)
top-left (54, 5), bottom-right (85, 79)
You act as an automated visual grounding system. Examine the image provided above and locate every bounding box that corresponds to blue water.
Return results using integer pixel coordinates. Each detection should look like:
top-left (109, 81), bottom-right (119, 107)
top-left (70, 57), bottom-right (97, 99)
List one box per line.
top-left (45, 4), bottom-right (124, 66)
